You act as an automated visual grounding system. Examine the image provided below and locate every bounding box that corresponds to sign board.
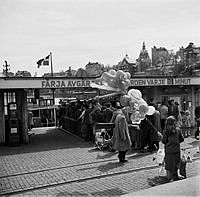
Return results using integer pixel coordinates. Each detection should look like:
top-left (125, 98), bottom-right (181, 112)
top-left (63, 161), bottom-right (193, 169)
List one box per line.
top-left (9, 103), bottom-right (17, 110)
top-left (0, 77), bottom-right (199, 89)
top-left (11, 128), bottom-right (18, 134)
top-left (130, 78), bottom-right (194, 86)
top-left (41, 79), bottom-right (93, 88)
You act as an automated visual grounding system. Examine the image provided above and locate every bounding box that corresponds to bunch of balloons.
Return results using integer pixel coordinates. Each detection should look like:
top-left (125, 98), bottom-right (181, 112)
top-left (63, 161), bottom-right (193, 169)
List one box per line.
top-left (120, 89), bottom-right (156, 124)
top-left (93, 70), bottom-right (156, 124)
top-left (94, 69), bottom-right (131, 93)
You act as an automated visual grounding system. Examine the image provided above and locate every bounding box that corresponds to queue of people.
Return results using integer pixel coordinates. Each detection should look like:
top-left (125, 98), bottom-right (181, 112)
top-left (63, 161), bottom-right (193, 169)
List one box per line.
top-left (56, 97), bottom-right (199, 182)
top-left (57, 97), bottom-right (199, 158)
top-left (57, 99), bottom-right (114, 141)
top-left (57, 98), bottom-right (199, 144)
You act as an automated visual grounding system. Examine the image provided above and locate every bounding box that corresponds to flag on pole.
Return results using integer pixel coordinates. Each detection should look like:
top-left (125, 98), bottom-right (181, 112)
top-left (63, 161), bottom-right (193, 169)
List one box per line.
top-left (37, 54), bottom-right (50, 68)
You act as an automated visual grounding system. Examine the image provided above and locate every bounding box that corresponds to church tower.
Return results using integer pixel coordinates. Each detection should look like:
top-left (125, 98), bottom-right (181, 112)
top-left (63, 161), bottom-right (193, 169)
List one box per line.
top-left (136, 42), bottom-right (151, 72)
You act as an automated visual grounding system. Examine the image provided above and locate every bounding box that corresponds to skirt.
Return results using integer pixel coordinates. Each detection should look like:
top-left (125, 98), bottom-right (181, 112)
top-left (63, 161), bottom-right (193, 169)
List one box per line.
top-left (165, 152), bottom-right (181, 171)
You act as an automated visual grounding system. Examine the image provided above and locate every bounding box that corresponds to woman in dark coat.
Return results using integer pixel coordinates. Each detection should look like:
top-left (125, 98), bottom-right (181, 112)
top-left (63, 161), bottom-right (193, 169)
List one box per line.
top-left (195, 106), bottom-right (200, 139)
top-left (147, 109), bottom-right (162, 151)
top-left (162, 116), bottom-right (184, 181)
top-left (139, 117), bottom-right (151, 152)
top-left (81, 102), bottom-right (93, 141)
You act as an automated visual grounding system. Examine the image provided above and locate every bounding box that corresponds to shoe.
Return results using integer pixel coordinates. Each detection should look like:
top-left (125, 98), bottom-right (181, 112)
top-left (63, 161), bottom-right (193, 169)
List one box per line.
top-left (174, 176), bottom-right (183, 181)
top-left (119, 160), bottom-right (128, 163)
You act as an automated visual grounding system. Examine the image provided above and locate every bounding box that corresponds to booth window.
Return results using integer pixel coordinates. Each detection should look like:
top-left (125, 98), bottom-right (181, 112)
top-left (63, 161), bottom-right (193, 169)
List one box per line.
top-left (4, 92), bottom-right (16, 115)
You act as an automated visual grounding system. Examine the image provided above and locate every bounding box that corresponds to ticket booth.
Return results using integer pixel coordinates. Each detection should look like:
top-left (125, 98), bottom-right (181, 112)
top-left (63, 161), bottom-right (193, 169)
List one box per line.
top-left (7, 102), bottom-right (20, 146)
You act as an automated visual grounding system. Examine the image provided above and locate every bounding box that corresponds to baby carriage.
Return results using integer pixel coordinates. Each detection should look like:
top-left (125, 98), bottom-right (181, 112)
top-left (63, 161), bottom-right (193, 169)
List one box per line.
top-left (94, 123), bottom-right (115, 151)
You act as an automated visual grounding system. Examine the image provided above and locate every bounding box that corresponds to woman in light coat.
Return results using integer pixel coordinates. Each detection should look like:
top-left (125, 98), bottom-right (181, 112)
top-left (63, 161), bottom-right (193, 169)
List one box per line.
top-left (112, 108), bottom-right (132, 163)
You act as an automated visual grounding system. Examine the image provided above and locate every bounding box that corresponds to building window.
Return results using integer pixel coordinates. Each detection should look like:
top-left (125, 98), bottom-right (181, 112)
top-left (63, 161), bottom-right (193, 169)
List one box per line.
top-left (161, 96), bottom-right (169, 103)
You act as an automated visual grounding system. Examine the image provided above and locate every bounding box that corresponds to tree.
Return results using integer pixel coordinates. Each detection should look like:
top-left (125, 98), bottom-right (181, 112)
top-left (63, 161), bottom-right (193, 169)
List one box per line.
top-left (15, 70), bottom-right (32, 77)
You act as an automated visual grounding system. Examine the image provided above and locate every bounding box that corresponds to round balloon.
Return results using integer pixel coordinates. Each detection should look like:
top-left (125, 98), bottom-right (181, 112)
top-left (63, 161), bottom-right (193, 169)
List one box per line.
top-left (130, 111), bottom-right (141, 124)
top-left (138, 98), bottom-right (147, 106)
top-left (109, 69), bottom-right (117, 76)
top-left (107, 79), bottom-right (116, 88)
top-left (129, 99), bottom-right (135, 107)
top-left (128, 89), bottom-right (142, 102)
top-left (140, 113), bottom-right (146, 120)
top-left (116, 70), bottom-right (125, 80)
top-left (146, 106), bottom-right (155, 115)
top-left (126, 72), bottom-right (131, 79)
top-left (139, 104), bottom-right (149, 115)
top-left (95, 78), bottom-right (103, 85)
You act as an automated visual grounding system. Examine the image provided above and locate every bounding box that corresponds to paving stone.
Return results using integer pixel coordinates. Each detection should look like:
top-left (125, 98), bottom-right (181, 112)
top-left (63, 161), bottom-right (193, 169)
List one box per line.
top-left (1, 127), bottom-right (199, 196)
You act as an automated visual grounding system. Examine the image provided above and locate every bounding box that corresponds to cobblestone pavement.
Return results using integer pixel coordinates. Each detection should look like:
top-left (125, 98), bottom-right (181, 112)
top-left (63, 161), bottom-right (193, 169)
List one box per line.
top-left (0, 127), bottom-right (200, 196)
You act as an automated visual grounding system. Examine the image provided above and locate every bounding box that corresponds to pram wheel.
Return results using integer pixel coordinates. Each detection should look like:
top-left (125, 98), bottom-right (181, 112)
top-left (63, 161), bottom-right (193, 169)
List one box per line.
top-left (108, 144), bottom-right (113, 152)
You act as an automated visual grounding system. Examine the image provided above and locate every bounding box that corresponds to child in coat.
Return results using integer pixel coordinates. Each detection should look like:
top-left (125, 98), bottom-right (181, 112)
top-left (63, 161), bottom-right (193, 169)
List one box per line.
top-left (162, 116), bottom-right (184, 182)
top-left (182, 110), bottom-right (192, 137)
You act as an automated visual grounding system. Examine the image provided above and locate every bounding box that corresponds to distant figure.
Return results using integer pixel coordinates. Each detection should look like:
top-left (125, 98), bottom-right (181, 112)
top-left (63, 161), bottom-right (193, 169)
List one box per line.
top-left (147, 108), bottom-right (162, 152)
top-left (182, 110), bottom-right (192, 137)
top-left (90, 100), bottom-right (104, 123)
top-left (195, 106), bottom-right (200, 140)
top-left (28, 110), bottom-right (34, 131)
top-left (159, 101), bottom-right (168, 131)
top-left (103, 103), bottom-right (113, 123)
top-left (168, 100), bottom-right (179, 120)
top-left (149, 98), bottom-right (156, 107)
top-left (81, 101), bottom-right (93, 141)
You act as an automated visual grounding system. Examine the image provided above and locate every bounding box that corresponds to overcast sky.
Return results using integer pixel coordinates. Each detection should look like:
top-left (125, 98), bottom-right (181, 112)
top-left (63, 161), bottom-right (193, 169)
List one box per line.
top-left (0, 0), bottom-right (200, 76)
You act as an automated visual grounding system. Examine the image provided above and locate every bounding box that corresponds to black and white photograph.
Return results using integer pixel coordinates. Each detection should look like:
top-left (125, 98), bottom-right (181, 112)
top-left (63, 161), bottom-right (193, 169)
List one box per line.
top-left (0, 0), bottom-right (200, 196)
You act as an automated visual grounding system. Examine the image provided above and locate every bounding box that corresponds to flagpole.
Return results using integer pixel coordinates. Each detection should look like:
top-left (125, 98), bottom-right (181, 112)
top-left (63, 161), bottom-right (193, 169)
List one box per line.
top-left (50, 52), bottom-right (55, 105)
top-left (50, 52), bottom-right (53, 77)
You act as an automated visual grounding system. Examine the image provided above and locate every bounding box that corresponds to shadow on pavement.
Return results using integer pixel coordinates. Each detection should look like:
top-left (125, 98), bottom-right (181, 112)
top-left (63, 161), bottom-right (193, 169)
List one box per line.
top-left (91, 188), bottom-right (125, 196)
top-left (96, 151), bottom-right (117, 159)
top-left (88, 147), bottom-right (101, 153)
top-left (56, 191), bottom-right (88, 196)
top-left (127, 152), bottom-right (153, 160)
top-left (193, 152), bottom-right (200, 157)
top-left (56, 188), bottom-right (125, 196)
top-left (188, 139), bottom-right (199, 148)
top-left (97, 161), bottom-right (125, 172)
top-left (77, 161), bottom-right (124, 173)
top-left (0, 127), bottom-right (91, 156)
top-left (147, 175), bottom-right (169, 187)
